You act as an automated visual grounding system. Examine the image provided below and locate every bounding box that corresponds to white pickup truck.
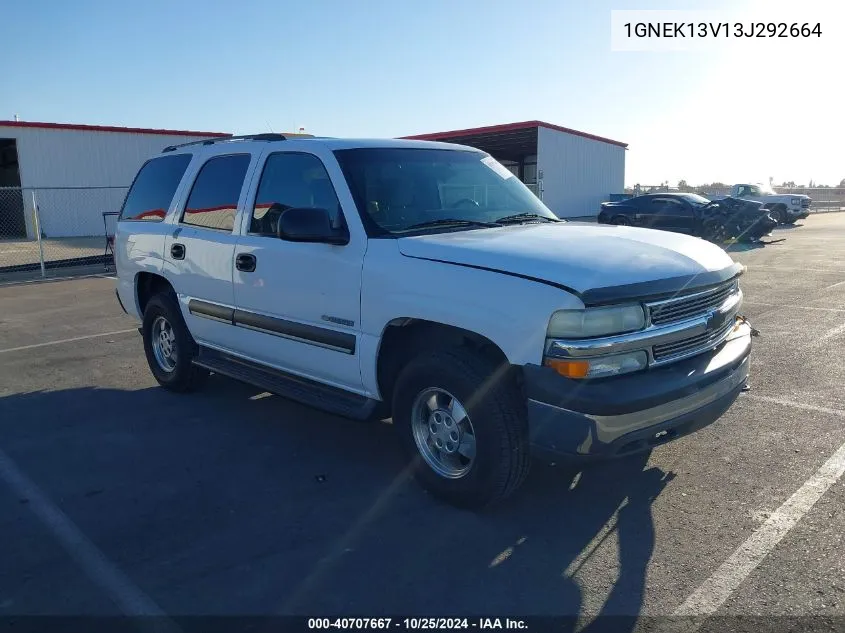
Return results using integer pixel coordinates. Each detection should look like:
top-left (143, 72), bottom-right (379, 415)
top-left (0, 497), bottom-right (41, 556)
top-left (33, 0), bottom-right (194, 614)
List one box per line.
top-left (114, 133), bottom-right (753, 509)
top-left (728, 183), bottom-right (811, 224)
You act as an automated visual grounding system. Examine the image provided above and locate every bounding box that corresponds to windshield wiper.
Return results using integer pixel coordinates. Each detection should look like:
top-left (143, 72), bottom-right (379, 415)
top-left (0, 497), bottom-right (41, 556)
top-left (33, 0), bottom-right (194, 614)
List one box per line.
top-left (495, 213), bottom-right (561, 224)
top-left (403, 219), bottom-right (502, 231)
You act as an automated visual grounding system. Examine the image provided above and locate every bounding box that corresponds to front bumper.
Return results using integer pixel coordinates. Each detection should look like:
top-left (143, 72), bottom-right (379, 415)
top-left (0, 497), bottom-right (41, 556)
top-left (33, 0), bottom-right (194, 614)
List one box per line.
top-left (789, 208), bottom-right (810, 219)
top-left (525, 321), bottom-right (752, 459)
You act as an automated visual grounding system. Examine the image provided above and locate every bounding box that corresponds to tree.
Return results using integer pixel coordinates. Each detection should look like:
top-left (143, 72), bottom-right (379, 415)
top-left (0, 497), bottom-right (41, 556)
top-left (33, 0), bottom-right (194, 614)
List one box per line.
top-left (677, 179), bottom-right (691, 192)
top-left (839, 178), bottom-right (845, 187)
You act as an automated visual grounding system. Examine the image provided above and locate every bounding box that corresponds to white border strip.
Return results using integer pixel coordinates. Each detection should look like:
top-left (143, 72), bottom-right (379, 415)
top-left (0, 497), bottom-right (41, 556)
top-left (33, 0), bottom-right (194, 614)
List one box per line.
top-left (0, 329), bottom-right (137, 354)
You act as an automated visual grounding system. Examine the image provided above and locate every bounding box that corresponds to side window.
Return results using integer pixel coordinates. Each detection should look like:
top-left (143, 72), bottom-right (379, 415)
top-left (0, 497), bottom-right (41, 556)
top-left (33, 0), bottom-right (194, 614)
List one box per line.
top-left (250, 152), bottom-right (341, 237)
top-left (119, 154), bottom-right (192, 221)
top-left (747, 185), bottom-right (761, 196)
top-left (181, 154), bottom-right (251, 232)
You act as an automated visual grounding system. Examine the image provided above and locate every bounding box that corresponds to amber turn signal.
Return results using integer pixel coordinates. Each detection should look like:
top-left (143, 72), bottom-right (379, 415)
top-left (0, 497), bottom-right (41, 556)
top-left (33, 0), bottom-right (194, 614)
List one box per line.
top-left (543, 358), bottom-right (590, 379)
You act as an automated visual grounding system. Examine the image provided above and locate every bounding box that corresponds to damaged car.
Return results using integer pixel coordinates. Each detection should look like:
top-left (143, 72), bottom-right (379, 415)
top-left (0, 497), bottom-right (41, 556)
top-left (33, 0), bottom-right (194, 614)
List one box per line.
top-left (598, 193), bottom-right (777, 244)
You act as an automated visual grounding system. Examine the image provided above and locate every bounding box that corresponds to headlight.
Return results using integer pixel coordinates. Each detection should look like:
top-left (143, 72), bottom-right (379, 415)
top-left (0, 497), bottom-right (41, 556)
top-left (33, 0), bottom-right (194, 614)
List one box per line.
top-left (791, 198), bottom-right (801, 206)
top-left (547, 304), bottom-right (646, 339)
top-left (544, 351), bottom-right (648, 379)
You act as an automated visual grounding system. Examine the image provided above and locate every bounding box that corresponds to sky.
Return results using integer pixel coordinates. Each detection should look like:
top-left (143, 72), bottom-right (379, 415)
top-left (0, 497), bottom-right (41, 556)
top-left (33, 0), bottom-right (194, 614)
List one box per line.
top-left (1, 0), bottom-right (842, 187)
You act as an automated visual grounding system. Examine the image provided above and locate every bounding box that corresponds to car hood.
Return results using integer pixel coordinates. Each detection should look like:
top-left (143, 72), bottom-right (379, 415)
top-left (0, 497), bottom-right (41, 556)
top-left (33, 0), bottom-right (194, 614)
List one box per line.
top-left (397, 222), bottom-right (742, 304)
top-left (762, 193), bottom-right (809, 200)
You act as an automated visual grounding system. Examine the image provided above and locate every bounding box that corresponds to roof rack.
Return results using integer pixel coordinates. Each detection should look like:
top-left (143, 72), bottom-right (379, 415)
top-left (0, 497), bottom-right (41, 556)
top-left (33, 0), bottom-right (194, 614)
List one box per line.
top-left (162, 132), bottom-right (314, 153)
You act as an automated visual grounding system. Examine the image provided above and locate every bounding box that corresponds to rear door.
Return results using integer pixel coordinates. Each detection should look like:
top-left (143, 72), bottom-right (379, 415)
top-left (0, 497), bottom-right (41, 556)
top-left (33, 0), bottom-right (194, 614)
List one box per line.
top-left (162, 152), bottom-right (259, 351)
top-left (642, 197), bottom-right (692, 232)
top-left (659, 198), bottom-right (696, 232)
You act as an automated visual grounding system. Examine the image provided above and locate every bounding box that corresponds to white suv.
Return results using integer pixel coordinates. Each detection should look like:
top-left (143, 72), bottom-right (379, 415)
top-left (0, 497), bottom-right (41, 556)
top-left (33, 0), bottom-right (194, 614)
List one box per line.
top-left (114, 133), bottom-right (753, 509)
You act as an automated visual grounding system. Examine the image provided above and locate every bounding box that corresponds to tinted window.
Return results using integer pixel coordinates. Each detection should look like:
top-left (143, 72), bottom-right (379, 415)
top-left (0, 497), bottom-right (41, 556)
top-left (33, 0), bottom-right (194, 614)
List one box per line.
top-left (680, 193), bottom-right (710, 206)
top-left (119, 154), bottom-right (192, 222)
top-left (181, 154), bottom-right (251, 232)
top-left (250, 152), bottom-right (341, 236)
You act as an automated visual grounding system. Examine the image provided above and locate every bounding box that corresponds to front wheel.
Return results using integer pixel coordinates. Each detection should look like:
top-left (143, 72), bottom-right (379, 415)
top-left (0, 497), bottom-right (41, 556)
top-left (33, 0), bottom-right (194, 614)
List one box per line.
top-left (392, 348), bottom-right (530, 509)
top-left (701, 219), bottom-right (728, 244)
top-left (141, 292), bottom-right (209, 392)
top-left (768, 205), bottom-right (786, 224)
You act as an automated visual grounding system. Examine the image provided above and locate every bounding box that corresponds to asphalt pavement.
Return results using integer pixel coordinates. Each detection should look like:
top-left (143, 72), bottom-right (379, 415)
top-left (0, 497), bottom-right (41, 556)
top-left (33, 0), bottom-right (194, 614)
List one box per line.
top-left (1, 215), bottom-right (844, 632)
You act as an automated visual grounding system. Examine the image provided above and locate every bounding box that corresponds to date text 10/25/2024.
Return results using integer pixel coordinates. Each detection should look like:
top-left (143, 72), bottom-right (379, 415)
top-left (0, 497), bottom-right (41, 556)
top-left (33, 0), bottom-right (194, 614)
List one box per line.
top-left (623, 22), bottom-right (822, 38)
top-left (307, 618), bottom-right (528, 630)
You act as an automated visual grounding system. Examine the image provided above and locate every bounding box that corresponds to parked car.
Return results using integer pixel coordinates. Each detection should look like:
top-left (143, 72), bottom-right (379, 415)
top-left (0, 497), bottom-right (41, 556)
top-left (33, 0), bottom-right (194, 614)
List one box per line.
top-left (724, 183), bottom-right (811, 224)
top-left (114, 134), bottom-right (753, 509)
top-left (598, 193), bottom-right (778, 243)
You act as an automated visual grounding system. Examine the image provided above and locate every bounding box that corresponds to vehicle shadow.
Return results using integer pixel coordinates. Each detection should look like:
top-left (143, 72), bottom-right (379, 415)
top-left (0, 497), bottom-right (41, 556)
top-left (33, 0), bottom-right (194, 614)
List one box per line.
top-left (725, 237), bottom-right (787, 253)
top-left (0, 381), bottom-right (675, 627)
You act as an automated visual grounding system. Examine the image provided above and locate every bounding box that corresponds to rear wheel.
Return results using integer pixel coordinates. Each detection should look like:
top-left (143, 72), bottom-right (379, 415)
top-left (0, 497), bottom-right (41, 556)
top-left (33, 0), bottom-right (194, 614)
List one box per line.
top-left (392, 348), bottom-right (530, 509)
top-left (141, 292), bottom-right (209, 392)
top-left (611, 215), bottom-right (631, 226)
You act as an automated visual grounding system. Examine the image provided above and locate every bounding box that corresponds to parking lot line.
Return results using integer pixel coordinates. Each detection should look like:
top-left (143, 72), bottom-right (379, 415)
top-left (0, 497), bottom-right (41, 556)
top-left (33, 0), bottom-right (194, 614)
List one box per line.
top-left (743, 301), bottom-right (845, 314)
top-left (0, 329), bottom-right (138, 355)
top-left (746, 395), bottom-right (845, 418)
top-left (673, 437), bottom-right (845, 621)
top-left (0, 273), bottom-right (117, 288)
top-left (0, 447), bottom-right (175, 625)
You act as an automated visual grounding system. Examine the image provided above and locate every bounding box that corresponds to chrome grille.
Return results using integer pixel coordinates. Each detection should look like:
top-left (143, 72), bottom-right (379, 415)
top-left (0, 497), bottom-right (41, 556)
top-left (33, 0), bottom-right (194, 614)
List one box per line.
top-left (801, 199), bottom-right (811, 208)
top-left (652, 320), bottom-right (735, 362)
top-left (648, 281), bottom-right (738, 326)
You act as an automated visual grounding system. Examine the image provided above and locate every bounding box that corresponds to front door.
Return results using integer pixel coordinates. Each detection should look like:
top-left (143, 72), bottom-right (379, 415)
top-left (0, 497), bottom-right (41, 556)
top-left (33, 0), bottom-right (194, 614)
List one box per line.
top-left (231, 150), bottom-right (366, 393)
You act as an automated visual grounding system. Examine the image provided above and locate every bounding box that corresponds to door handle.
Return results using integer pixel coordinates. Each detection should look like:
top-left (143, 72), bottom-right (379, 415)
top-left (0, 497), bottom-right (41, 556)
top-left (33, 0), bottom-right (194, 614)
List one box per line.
top-left (236, 253), bottom-right (257, 272)
top-left (170, 243), bottom-right (185, 260)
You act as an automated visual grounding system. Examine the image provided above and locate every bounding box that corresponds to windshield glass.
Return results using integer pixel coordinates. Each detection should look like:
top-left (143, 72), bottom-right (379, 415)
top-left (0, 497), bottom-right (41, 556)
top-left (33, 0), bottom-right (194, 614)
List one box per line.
top-left (333, 148), bottom-right (558, 235)
top-left (758, 183), bottom-right (776, 195)
top-left (680, 193), bottom-right (711, 206)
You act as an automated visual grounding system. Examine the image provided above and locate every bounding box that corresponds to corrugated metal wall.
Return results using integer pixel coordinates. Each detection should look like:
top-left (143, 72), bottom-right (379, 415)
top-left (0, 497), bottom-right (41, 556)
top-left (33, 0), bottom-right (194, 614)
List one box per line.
top-left (537, 126), bottom-right (625, 219)
top-left (0, 126), bottom-right (221, 238)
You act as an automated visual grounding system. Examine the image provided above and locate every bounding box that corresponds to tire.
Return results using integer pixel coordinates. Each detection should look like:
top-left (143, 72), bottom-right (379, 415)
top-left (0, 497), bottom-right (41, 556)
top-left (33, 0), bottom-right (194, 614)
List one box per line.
top-left (769, 205), bottom-right (786, 224)
top-left (141, 292), bottom-right (209, 392)
top-left (392, 347), bottom-right (530, 509)
top-left (611, 215), bottom-right (631, 226)
top-left (701, 219), bottom-right (728, 244)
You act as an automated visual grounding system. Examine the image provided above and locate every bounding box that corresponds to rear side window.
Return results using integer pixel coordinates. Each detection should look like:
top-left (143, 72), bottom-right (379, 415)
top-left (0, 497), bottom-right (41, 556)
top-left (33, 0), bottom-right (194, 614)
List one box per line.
top-left (119, 154), bottom-right (192, 222)
top-left (181, 154), bottom-right (251, 232)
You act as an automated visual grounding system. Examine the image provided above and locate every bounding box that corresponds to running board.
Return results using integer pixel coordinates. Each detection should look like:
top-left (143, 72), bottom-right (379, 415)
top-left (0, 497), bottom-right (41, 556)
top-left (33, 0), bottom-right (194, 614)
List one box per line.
top-left (194, 346), bottom-right (378, 421)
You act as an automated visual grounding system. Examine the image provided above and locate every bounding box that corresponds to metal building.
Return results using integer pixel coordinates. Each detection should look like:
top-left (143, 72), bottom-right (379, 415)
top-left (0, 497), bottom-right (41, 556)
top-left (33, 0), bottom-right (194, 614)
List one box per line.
top-left (402, 120), bottom-right (627, 219)
top-left (0, 121), bottom-right (230, 239)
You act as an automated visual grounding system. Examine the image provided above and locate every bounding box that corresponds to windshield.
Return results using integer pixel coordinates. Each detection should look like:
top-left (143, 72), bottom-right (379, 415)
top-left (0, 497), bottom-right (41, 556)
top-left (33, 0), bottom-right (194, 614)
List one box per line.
top-left (333, 148), bottom-right (559, 235)
top-left (680, 193), bottom-right (711, 206)
top-left (757, 183), bottom-right (776, 195)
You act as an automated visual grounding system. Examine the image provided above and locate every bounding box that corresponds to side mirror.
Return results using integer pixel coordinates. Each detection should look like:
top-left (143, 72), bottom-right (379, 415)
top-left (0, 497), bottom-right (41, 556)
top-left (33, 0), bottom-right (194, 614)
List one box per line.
top-left (276, 206), bottom-right (349, 245)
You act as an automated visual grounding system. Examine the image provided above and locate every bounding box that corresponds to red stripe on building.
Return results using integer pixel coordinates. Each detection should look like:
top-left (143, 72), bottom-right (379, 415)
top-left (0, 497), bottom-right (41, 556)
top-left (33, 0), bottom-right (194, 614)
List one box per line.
top-left (0, 120), bottom-right (231, 138)
top-left (401, 120), bottom-right (628, 149)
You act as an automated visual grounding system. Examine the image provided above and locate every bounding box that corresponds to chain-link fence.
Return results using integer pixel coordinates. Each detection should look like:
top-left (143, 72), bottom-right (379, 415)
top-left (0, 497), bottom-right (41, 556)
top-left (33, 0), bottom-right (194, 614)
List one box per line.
top-left (0, 186), bottom-right (128, 280)
top-left (623, 185), bottom-right (845, 212)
